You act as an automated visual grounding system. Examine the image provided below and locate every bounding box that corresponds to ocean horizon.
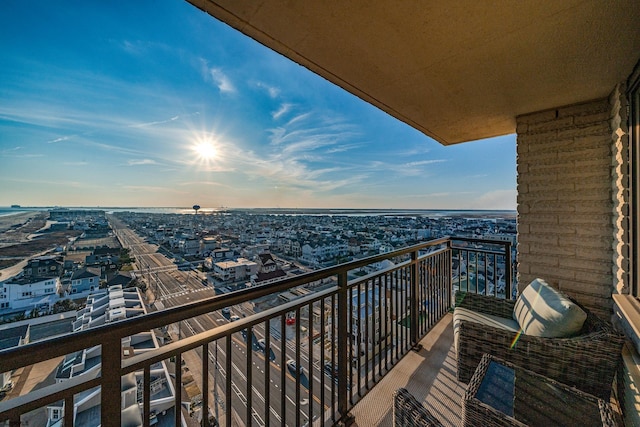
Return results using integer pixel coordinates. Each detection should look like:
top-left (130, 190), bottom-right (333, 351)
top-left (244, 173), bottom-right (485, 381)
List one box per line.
top-left (0, 206), bottom-right (516, 219)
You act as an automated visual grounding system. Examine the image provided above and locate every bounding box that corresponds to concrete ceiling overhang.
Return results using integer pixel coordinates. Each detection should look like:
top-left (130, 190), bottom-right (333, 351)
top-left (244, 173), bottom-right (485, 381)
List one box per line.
top-left (186, 0), bottom-right (640, 145)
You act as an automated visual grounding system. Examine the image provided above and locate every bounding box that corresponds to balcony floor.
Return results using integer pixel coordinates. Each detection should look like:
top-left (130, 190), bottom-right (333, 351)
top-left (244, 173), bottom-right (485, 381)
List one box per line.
top-left (351, 312), bottom-right (463, 427)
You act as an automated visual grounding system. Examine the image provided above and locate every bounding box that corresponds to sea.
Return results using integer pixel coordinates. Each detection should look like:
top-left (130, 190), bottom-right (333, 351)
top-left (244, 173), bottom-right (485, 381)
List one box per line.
top-left (0, 206), bottom-right (516, 219)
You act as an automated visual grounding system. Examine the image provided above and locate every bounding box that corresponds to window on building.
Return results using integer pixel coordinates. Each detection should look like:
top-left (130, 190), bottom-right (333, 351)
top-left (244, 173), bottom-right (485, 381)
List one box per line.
top-left (631, 65), bottom-right (640, 297)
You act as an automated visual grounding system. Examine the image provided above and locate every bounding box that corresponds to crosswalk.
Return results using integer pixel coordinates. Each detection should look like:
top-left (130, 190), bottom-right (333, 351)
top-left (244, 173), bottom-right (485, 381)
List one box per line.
top-left (159, 286), bottom-right (213, 301)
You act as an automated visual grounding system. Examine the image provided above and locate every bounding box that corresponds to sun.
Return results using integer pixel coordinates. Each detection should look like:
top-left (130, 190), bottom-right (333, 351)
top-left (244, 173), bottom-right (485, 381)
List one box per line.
top-left (194, 141), bottom-right (217, 160)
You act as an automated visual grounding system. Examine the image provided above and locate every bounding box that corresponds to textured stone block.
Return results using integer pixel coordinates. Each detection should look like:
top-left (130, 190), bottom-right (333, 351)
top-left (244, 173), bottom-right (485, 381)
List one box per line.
top-left (557, 98), bottom-right (609, 118)
top-left (528, 116), bottom-right (574, 133)
top-left (517, 109), bottom-right (557, 124)
top-left (556, 122), bottom-right (611, 139)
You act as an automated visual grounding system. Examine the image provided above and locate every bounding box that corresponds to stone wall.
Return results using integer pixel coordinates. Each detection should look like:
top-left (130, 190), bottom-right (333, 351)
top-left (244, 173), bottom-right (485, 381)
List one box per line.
top-left (610, 83), bottom-right (630, 296)
top-left (516, 97), bottom-right (614, 318)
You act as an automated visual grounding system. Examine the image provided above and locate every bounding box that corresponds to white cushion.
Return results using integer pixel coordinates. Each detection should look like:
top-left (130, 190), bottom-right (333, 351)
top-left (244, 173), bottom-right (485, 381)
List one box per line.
top-left (453, 307), bottom-right (520, 354)
top-left (512, 278), bottom-right (587, 338)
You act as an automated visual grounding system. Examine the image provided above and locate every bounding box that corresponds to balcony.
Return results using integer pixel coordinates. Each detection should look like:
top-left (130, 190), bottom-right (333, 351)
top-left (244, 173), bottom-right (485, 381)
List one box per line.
top-left (0, 236), bottom-right (513, 427)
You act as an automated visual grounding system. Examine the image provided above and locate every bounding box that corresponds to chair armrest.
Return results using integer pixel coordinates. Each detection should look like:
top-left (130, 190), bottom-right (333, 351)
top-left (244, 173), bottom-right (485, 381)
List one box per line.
top-left (393, 388), bottom-right (444, 427)
top-left (455, 291), bottom-right (516, 319)
top-left (456, 318), bottom-right (624, 400)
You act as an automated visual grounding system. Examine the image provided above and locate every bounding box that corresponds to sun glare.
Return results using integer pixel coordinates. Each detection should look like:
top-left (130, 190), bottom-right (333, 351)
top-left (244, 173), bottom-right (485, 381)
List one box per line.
top-left (194, 141), bottom-right (217, 160)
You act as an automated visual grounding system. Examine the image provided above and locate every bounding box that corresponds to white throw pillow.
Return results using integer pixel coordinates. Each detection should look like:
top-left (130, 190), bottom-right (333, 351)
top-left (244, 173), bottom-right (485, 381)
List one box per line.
top-left (512, 278), bottom-right (587, 337)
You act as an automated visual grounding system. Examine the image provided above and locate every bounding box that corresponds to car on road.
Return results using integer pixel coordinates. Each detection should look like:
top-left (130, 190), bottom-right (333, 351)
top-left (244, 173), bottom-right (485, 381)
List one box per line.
top-left (286, 359), bottom-right (303, 376)
top-left (256, 338), bottom-right (276, 361)
top-left (221, 307), bottom-right (231, 318)
top-left (324, 362), bottom-right (338, 378)
top-left (230, 315), bottom-right (240, 322)
top-left (323, 362), bottom-right (350, 389)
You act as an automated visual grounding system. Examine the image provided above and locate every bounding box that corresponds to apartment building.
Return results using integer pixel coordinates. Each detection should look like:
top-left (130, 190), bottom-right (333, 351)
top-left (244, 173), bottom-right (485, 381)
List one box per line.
top-left (47, 286), bottom-right (175, 426)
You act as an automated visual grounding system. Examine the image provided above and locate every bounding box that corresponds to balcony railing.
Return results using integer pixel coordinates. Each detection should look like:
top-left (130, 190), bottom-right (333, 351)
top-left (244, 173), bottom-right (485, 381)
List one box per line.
top-left (0, 236), bottom-right (512, 427)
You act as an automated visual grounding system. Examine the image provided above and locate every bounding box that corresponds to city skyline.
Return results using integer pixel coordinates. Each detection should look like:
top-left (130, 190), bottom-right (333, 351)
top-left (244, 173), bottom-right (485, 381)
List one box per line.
top-left (0, 1), bottom-right (516, 210)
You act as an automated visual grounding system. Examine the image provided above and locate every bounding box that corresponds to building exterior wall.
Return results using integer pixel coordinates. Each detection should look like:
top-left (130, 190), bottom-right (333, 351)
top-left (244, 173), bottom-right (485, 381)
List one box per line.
top-left (516, 97), bottom-right (615, 318)
top-left (610, 83), bottom-right (631, 295)
top-left (1, 278), bottom-right (60, 310)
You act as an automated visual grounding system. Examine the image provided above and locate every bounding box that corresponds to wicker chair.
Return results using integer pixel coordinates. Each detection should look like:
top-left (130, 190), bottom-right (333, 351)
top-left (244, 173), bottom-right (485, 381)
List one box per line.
top-left (393, 388), bottom-right (444, 427)
top-left (455, 291), bottom-right (624, 400)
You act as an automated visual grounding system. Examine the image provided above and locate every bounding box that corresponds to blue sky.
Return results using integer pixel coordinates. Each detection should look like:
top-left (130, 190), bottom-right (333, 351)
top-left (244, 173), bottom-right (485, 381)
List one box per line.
top-left (0, 1), bottom-right (516, 210)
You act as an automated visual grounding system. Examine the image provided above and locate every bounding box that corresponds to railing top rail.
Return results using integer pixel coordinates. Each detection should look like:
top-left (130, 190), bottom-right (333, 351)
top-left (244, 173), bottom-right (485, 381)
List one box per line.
top-left (0, 235), bottom-right (506, 372)
top-left (123, 284), bottom-right (339, 373)
top-left (450, 236), bottom-right (512, 248)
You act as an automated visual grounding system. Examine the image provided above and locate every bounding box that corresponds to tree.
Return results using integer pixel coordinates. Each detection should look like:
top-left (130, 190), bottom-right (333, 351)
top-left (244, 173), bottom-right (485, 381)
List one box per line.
top-left (52, 299), bottom-right (78, 314)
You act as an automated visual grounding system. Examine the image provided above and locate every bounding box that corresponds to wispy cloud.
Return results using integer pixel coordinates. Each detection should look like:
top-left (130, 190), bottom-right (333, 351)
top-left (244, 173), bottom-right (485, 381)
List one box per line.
top-left (402, 159), bottom-right (446, 168)
top-left (1, 146), bottom-right (22, 154)
top-left (121, 40), bottom-right (141, 55)
top-left (178, 181), bottom-right (229, 188)
top-left (208, 67), bottom-right (235, 93)
top-left (255, 81), bottom-right (280, 98)
top-left (272, 103), bottom-right (292, 120)
top-left (286, 113), bottom-right (311, 127)
top-left (363, 158), bottom-right (447, 177)
top-left (230, 143), bottom-right (368, 194)
top-left (122, 185), bottom-right (185, 193)
top-left (5, 177), bottom-right (85, 187)
top-left (1, 146), bottom-right (44, 159)
top-left (468, 189), bottom-right (517, 210)
top-left (398, 191), bottom-right (476, 199)
top-left (127, 159), bottom-right (158, 166)
top-left (63, 161), bottom-right (89, 166)
top-left (325, 143), bottom-right (362, 154)
top-left (128, 116), bottom-right (179, 128)
top-left (47, 136), bottom-right (70, 144)
top-left (395, 145), bottom-right (433, 157)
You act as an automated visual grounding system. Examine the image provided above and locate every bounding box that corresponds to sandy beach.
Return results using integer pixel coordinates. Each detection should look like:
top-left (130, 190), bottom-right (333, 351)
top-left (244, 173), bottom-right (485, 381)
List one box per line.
top-left (0, 211), bottom-right (45, 234)
top-left (0, 211), bottom-right (51, 278)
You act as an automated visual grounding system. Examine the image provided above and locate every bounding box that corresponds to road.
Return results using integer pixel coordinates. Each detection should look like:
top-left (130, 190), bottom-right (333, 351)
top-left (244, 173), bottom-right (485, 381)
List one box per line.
top-left (107, 215), bottom-right (336, 426)
top-left (108, 214), bottom-right (215, 306)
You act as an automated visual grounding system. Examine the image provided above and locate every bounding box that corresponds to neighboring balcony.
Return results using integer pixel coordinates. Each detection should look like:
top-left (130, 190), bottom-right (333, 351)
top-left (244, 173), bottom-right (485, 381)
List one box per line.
top-left (0, 237), bottom-right (513, 427)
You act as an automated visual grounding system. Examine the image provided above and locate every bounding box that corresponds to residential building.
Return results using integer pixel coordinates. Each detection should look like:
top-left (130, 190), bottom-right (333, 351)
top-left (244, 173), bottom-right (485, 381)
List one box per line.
top-left (178, 237), bottom-right (200, 256)
top-left (210, 247), bottom-right (234, 260)
top-left (0, 324), bottom-right (30, 392)
top-left (68, 267), bottom-right (101, 295)
top-left (212, 258), bottom-right (258, 283)
top-left (200, 236), bottom-right (219, 254)
top-left (23, 257), bottom-right (63, 281)
top-left (253, 253), bottom-right (287, 285)
top-left (47, 286), bottom-right (175, 426)
top-left (0, 276), bottom-right (61, 312)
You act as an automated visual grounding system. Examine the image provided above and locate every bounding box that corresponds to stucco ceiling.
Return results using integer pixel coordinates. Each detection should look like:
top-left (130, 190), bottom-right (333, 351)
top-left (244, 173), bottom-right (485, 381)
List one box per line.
top-left (186, 0), bottom-right (640, 145)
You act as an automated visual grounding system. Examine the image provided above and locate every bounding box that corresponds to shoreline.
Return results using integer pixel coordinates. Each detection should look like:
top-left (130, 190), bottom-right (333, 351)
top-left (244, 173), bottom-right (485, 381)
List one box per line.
top-left (0, 211), bottom-right (44, 234)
